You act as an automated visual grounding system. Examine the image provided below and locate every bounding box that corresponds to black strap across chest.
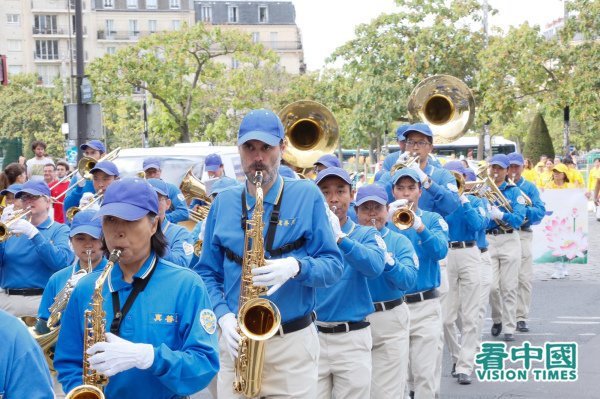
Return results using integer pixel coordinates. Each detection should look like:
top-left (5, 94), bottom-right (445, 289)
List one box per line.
top-left (110, 257), bottom-right (158, 335)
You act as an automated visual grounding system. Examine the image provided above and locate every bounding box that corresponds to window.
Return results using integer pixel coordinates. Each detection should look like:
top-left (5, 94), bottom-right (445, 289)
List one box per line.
top-left (107, 47), bottom-right (116, 55)
top-left (34, 15), bottom-right (57, 34)
top-left (270, 32), bottom-right (278, 49)
top-left (171, 20), bottom-right (181, 30)
top-left (35, 40), bottom-right (59, 60)
top-left (103, 0), bottom-right (114, 9)
top-left (129, 20), bottom-right (139, 38)
top-left (200, 6), bottom-right (212, 22)
top-left (251, 32), bottom-right (260, 43)
top-left (259, 6), bottom-right (268, 23)
top-left (228, 6), bottom-right (238, 23)
top-left (169, 0), bottom-right (180, 9)
top-left (231, 58), bottom-right (240, 69)
top-left (146, 0), bottom-right (157, 9)
top-left (148, 20), bottom-right (157, 33)
top-left (127, 0), bottom-right (138, 9)
top-left (36, 65), bottom-right (60, 86)
top-left (105, 19), bottom-right (115, 38)
top-left (7, 39), bottom-right (22, 51)
top-left (7, 14), bottom-right (20, 24)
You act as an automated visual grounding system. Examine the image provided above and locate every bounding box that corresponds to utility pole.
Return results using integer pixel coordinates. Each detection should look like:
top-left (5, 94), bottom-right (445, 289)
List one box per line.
top-left (478, 0), bottom-right (491, 160)
top-left (75, 0), bottom-right (86, 160)
top-left (562, 1), bottom-right (570, 156)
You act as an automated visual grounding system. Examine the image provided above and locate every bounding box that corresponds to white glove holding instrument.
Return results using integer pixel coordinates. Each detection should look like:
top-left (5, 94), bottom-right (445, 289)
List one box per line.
top-left (218, 313), bottom-right (241, 360)
top-left (325, 204), bottom-right (346, 242)
top-left (412, 214), bottom-right (424, 232)
top-left (75, 172), bottom-right (86, 188)
top-left (384, 251), bottom-right (395, 266)
top-left (387, 199), bottom-right (408, 223)
top-left (1, 204), bottom-right (15, 222)
top-left (10, 218), bottom-right (39, 239)
top-left (396, 151), bottom-right (411, 163)
top-left (490, 206), bottom-right (504, 220)
top-left (460, 194), bottom-right (470, 204)
top-left (252, 257), bottom-right (300, 296)
top-left (87, 332), bottom-right (154, 377)
top-left (408, 163), bottom-right (428, 183)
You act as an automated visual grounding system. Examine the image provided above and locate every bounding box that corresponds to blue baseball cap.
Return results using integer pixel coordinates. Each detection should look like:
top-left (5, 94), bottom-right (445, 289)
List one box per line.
top-left (278, 165), bottom-right (297, 179)
top-left (205, 153), bottom-right (223, 172)
top-left (15, 181), bottom-right (51, 198)
top-left (507, 152), bottom-right (524, 166)
top-left (0, 183), bottom-right (23, 196)
top-left (314, 154), bottom-right (341, 169)
top-left (464, 169), bottom-right (477, 182)
top-left (143, 157), bottom-right (161, 171)
top-left (391, 168), bottom-right (421, 184)
top-left (238, 109), bottom-right (285, 146)
top-left (356, 184), bottom-right (388, 206)
top-left (80, 140), bottom-right (106, 153)
top-left (373, 170), bottom-right (385, 182)
top-left (94, 178), bottom-right (159, 221)
top-left (314, 167), bottom-right (352, 186)
top-left (70, 210), bottom-right (102, 239)
top-left (444, 160), bottom-right (467, 174)
top-left (208, 177), bottom-right (238, 196)
top-left (146, 178), bottom-right (168, 197)
top-left (396, 124), bottom-right (410, 141)
top-left (489, 154), bottom-right (510, 169)
top-left (405, 123), bottom-right (433, 138)
top-left (90, 161), bottom-right (119, 177)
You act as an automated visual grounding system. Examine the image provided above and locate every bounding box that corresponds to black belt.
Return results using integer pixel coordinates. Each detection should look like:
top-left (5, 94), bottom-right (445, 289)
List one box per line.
top-left (275, 311), bottom-right (315, 336)
top-left (317, 320), bottom-right (370, 334)
top-left (486, 228), bottom-right (514, 235)
top-left (5, 288), bottom-right (44, 296)
top-left (374, 297), bottom-right (404, 312)
top-left (448, 240), bottom-right (476, 249)
top-left (405, 288), bottom-right (439, 304)
top-left (520, 227), bottom-right (533, 232)
top-left (480, 248), bottom-right (489, 253)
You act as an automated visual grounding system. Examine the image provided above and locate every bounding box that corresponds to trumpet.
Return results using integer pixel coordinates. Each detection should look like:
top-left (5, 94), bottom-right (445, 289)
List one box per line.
top-left (391, 202), bottom-right (416, 230)
top-left (66, 192), bottom-right (104, 223)
top-left (0, 207), bottom-right (32, 242)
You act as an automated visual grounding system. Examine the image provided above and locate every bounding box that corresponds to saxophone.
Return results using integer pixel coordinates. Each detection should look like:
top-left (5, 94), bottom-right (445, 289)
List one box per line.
top-left (65, 249), bottom-right (122, 399)
top-left (234, 171), bottom-right (282, 397)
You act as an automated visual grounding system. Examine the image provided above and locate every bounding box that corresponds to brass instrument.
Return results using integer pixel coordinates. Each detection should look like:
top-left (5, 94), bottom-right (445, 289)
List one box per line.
top-left (451, 170), bottom-right (465, 195)
top-left (180, 168), bottom-right (211, 223)
top-left (66, 192), bottom-right (104, 223)
top-left (193, 239), bottom-right (202, 256)
top-left (0, 207), bottom-right (32, 242)
top-left (463, 166), bottom-right (513, 231)
top-left (234, 171), bottom-right (281, 397)
top-left (278, 100), bottom-right (339, 171)
top-left (391, 202), bottom-right (416, 230)
top-left (65, 249), bottom-right (122, 399)
top-left (407, 75), bottom-right (475, 143)
top-left (390, 152), bottom-right (420, 173)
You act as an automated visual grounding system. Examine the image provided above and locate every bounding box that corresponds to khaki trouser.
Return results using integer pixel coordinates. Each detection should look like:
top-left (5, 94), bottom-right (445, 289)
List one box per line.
top-left (516, 230), bottom-right (534, 322)
top-left (0, 291), bottom-right (42, 318)
top-left (407, 296), bottom-right (442, 398)
top-left (488, 232), bottom-right (521, 335)
top-left (218, 324), bottom-right (319, 399)
top-left (477, 250), bottom-right (493, 340)
top-left (442, 246), bottom-right (481, 375)
top-left (433, 260), bottom-right (447, 397)
top-left (317, 326), bottom-right (372, 399)
top-left (367, 303), bottom-right (410, 398)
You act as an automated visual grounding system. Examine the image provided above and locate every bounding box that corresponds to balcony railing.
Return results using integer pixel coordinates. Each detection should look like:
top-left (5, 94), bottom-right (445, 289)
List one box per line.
top-left (31, 0), bottom-right (84, 12)
top-left (256, 40), bottom-right (303, 51)
top-left (97, 30), bottom-right (155, 40)
top-left (33, 51), bottom-right (60, 61)
top-left (32, 26), bottom-right (86, 35)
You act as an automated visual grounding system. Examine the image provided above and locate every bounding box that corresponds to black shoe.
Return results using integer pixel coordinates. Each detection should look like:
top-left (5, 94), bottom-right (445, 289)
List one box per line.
top-left (451, 363), bottom-right (458, 378)
top-left (517, 321), bottom-right (529, 332)
top-left (491, 323), bottom-right (502, 337)
top-left (458, 373), bottom-right (472, 385)
top-left (409, 390), bottom-right (415, 399)
top-left (503, 333), bottom-right (515, 342)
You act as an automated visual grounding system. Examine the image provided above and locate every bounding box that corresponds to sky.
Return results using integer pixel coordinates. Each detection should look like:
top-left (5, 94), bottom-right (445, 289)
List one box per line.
top-left (294, 0), bottom-right (566, 71)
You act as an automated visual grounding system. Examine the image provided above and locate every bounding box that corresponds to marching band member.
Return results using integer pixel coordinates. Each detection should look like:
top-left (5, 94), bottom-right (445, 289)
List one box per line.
top-left (0, 181), bottom-right (74, 317)
top-left (143, 157), bottom-right (190, 223)
top-left (315, 168), bottom-right (385, 399)
top-left (204, 153), bottom-right (226, 178)
top-left (486, 154), bottom-right (527, 342)
top-left (0, 309), bottom-right (54, 398)
top-left (355, 183), bottom-right (418, 398)
top-left (313, 154), bottom-right (342, 174)
top-left (473, 183), bottom-right (493, 343)
top-left (54, 178), bottom-right (219, 398)
top-left (442, 161), bottom-right (488, 385)
top-left (65, 160), bottom-right (120, 220)
top-left (382, 125), bottom-right (409, 172)
top-left (507, 153), bottom-right (546, 332)
top-left (195, 109), bottom-right (343, 398)
top-left (63, 140), bottom-right (106, 212)
top-left (147, 178), bottom-right (194, 267)
top-left (0, 183), bottom-right (23, 209)
top-left (387, 168), bottom-right (449, 398)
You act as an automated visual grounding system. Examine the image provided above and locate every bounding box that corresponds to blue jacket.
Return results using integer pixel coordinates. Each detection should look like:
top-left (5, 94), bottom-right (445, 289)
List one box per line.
top-left (0, 217), bottom-right (74, 289)
top-left (162, 220), bottom-right (194, 267)
top-left (63, 175), bottom-right (95, 219)
top-left (54, 253), bottom-right (219, 398)
top-left (486, 181), bottom-right (527, 230)
top-left (0, 309), bottom-right (54, 398)
top-left (389, 209), bottom-right (449, 293)
top-left (165, 182), bottom-right (190, 224)
top-left (515, 177), bottom-right (546, 227)
top-left (194, 175), bottom-right (344, 323)
top-left (38, 257), bottom-right (108, 322)
top-left (316, 220), bottom-right (385, 322)
top-left (367, 226), bottom-right (418, 302)
top-left (446, 195), bottom-right (488, 242)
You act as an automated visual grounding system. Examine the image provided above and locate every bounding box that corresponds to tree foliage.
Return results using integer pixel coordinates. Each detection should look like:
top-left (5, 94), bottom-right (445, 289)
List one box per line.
top-left (523, 113), bottom-right (555, 162)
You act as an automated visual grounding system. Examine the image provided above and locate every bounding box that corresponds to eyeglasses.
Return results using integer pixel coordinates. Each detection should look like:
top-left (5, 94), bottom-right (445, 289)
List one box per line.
top-left (19, 194), bottom-right (42, 202)
top-left (358, 203), bottom-right (385, 212)
top-left (405, 140), bottom-right (431, 148)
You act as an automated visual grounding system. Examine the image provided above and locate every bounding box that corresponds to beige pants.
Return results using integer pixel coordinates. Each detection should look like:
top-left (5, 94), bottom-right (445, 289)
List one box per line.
top-left (367, 303), bottom-right (410, 398)
top-left (217, 324), bottom-right (319, 399)
top-left (433, 260), bottom-right (448, 397)
top-left (53, 373), bottom-right (66, 399)
top-left (488, 232), bottom-right (521, 334)
top-left (407, 296), bottom-right (442, 398)
top-left (317, 326), bottom-right (372, 399)
top-left (516, 230), bottom-right (533, 322)
top-left (0, 291), bottom-right (42, 318)
top-left (442, 246), bottom-right (481, 375)
top-left (477, 250), bottom-right (493, 340)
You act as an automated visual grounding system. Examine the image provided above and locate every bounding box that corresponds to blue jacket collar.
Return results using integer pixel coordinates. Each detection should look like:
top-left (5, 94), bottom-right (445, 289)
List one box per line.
top-left (36, 217), bottom-right (53, 229)
top-left (244, 175), bottom-right (284, 210)
top-left (108, 252), bottom-right (158, 292)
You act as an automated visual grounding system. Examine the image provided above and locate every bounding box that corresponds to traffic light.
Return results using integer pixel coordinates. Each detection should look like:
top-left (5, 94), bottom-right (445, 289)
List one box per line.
top-left (0, 54), bottom-right (8, 86)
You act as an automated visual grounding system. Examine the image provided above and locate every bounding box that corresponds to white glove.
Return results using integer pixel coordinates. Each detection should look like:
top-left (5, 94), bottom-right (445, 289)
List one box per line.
top-left (412, 214), bottom-right (424, 232)
top-left (87, 332), bottom-right (154, 377)
top-left (252, 257), bottom-right (300, 296)
top-left (218, 313), bottom-right (241, 360)
top-left (325, 204), bottom-right (346, 241)
top-left (387, 199), bottom-right (408, 222)
top-left (10, 218), bottom-right (39, 239)
top-left (199, 221), bottom-right (206, 241)
top-left (384, 252), bottom-right (395, 266)
top-left (75, 172), bottom-right (86, 188)
top-left (490, 206), bottom-right (504, 220)
top-left (1, 204), bottom-right (15, 222)
top-left (79, 192), bottom-right (95, 207)
top-left (68, 270), bottom-right (88, 287)
top-left (460, 194), bottom-right (470, 204)
top-left (408, 163), bottom-right (428, 182)
top-left (396, 151), bottom-right (411, 163)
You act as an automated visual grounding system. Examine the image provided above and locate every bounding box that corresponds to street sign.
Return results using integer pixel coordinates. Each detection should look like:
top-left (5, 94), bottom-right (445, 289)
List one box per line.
top-left (66, 146), bottom-right (78, 164)
top-left (66, 103), bottom-right (103, 140)
top-left (81, 77), bottom-right (93, 104)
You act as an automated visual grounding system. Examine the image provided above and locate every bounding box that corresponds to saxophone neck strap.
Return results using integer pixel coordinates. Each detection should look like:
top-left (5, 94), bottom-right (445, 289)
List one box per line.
top-left (110, 256), bottom-right (158, 336)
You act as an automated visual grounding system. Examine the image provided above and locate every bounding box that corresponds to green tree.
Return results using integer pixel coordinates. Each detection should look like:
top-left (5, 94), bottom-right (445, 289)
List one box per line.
top-left (523, 112), bottom-right (555, 162)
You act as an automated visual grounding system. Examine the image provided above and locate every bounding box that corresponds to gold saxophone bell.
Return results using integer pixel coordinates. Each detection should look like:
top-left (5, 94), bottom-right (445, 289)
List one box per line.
top-left (64, 384), bottom-right (105, 399)
top-left (392, 202), bottom-right (416, 230)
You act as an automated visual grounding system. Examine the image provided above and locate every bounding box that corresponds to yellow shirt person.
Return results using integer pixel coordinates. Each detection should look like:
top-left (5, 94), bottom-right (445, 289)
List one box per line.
top-left (544, 164), bottom-right (573, 189)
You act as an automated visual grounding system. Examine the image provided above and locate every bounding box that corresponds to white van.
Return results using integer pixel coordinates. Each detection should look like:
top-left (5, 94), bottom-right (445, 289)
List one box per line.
top-left (112, 145), bottom-right (244, 186)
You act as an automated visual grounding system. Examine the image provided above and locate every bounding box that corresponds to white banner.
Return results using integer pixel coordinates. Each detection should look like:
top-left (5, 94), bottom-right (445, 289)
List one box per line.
top-left (532, 189), bottom-right (588, 265)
